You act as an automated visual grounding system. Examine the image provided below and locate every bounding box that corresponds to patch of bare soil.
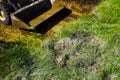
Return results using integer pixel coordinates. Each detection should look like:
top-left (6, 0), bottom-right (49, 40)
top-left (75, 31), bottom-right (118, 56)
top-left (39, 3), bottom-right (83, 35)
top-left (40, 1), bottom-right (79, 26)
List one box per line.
top-left (53, 32), bottom-right (103, 68)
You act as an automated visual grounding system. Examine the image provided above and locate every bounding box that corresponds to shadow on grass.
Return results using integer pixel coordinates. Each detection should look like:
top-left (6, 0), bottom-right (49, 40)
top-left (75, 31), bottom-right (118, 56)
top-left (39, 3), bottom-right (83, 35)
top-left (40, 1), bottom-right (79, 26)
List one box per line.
top-left (0, 41), bottom-right (33, 78)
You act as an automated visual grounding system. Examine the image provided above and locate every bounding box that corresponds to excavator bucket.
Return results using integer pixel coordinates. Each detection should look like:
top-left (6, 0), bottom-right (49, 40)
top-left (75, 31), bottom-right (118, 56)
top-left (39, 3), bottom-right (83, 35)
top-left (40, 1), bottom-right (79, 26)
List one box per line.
top-left (11, 0), bottom-right (101, 33)
top-left (11, 0), bottom-right (53, 26)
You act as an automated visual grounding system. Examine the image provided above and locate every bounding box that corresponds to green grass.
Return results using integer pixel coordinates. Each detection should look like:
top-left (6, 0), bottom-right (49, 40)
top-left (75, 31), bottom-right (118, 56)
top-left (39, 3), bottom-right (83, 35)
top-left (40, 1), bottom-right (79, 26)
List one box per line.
top-left (0, 0), bottom-right (120, 79)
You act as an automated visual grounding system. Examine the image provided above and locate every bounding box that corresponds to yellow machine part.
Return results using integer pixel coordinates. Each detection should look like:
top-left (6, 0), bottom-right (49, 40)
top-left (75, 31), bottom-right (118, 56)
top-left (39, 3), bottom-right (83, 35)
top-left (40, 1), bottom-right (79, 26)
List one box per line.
top-left (0, 0), bottom-right (102, 42)
top-left (0, 0), bottom-right (101, 12)
top-left (12, 0), bottom-right (101, 27)
top-left (0, 0), bottom-right (3, 2)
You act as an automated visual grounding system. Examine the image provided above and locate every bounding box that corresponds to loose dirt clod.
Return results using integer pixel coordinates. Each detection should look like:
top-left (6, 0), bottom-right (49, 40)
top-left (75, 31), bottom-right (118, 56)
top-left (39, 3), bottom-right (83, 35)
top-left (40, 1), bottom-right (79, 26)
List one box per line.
top-left (13, 75), bottom-right (26, 80)
top-left (53, 37), bottom-right (76, 67)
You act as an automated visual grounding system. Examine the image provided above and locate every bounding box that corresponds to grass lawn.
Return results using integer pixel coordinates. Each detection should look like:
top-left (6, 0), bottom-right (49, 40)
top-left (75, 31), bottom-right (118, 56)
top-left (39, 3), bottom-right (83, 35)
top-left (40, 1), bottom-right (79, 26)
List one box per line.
top-left (0, 0), bottom-right (120, 80)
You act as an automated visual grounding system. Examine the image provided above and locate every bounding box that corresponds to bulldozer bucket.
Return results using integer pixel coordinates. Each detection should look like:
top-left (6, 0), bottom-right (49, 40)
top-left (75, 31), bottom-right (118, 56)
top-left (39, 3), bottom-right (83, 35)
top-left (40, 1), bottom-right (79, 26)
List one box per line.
top-left (11, 0), bottom-right (102, 33)
top-left (11, 0), bottom-right (53, 26)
